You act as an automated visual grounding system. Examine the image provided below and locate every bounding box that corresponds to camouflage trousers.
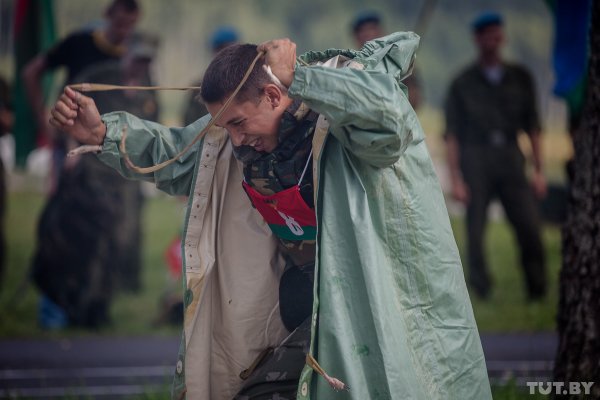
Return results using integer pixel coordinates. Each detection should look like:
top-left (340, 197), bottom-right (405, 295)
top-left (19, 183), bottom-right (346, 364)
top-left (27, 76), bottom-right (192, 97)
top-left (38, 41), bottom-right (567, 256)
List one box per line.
top-left (234, 317), bottom-right (311, 400)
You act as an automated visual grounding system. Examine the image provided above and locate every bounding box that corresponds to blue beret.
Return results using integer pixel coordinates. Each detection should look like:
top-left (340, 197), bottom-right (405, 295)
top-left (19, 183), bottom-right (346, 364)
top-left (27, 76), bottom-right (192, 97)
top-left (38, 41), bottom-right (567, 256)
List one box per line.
top-left (351, 10), bottom-right (381, 33)
top-left (471, 11), bottom-right (503, 33)
top-left (210, 27), bottom-right (239, 51)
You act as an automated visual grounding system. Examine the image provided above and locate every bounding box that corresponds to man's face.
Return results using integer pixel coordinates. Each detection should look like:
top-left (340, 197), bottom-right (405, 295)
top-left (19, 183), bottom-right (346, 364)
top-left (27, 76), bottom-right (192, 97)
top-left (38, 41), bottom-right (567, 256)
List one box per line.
top-left (206, 94), bottom-right (282, 153)
top-left (474, 25), bottom-right (504, 57)
top-left (354, 21), bottom-right (384, 47)
top-left (106, 7), bottom-right (139, 44)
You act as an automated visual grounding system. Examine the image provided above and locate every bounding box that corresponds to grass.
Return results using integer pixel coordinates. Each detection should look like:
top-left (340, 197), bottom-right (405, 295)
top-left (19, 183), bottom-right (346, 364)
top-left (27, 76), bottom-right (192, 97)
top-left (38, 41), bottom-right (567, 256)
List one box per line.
top-left (0, 177), bottom-right (561, 337)
top-left (492, 381), bottom-right (550, 399)
top-left (1, 176), bottom-right (560, 400)
top-left (451, 214), bottom-right (562, 332)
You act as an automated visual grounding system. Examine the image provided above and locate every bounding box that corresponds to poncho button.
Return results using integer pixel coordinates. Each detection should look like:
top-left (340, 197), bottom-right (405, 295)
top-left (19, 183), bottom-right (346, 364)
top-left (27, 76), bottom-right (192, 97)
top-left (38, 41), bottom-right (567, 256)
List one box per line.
top-left (176, 359), bottom-right (183, 374)
top-left (301, 381), bottom-right (308, 396)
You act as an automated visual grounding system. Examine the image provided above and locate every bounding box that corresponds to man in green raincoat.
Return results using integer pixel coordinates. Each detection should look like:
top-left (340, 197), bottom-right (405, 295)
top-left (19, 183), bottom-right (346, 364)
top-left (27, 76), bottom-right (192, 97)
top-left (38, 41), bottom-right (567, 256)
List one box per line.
top-left (50, 34), bottom-right (491, 399)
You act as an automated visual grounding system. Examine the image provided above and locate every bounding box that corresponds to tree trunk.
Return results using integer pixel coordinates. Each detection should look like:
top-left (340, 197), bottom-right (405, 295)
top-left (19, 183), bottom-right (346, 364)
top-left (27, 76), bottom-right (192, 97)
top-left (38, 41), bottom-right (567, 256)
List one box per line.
top-left (554, 0), bottom-right (600, 398)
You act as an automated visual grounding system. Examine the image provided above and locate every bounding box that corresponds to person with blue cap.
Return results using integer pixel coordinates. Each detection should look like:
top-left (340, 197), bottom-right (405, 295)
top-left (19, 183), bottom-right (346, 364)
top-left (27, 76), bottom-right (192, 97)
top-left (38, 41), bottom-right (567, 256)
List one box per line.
top-left (182, 26), bottom-right (240, 126)
top-left (351, 10), bottom-right (383, 48)
top-left (444, 11), bottom-right (547, 300)
top-left (471, 11), bottom-right (504, 33)
top-left (210, 26), bottom-right (239, 53)
top-left (350, 10), bottom-right (422, 110)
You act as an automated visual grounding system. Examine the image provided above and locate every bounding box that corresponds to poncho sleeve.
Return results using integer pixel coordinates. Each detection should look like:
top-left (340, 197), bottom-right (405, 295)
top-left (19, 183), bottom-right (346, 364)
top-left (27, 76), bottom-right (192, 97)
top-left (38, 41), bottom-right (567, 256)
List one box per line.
top-left (97, 111), bottom-right (211, 196)
top-left (288, 65), bottom-right (414, 168)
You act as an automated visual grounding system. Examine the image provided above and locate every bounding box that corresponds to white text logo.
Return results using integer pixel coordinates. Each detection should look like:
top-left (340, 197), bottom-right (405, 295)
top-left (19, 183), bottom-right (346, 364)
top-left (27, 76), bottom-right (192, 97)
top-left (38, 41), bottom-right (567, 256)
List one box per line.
top-left (526, 382), bottom-right (594, 395)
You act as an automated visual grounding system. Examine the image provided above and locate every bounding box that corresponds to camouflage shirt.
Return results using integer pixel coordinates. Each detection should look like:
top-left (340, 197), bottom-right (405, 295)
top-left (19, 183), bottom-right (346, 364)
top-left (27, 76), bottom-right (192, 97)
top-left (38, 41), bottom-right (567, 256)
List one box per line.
top-left (233, 100), bottom-right (318, 267)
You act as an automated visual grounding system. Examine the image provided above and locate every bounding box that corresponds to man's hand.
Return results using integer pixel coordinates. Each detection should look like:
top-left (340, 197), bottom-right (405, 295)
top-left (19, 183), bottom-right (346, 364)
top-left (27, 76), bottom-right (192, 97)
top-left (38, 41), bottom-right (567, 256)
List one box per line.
top-left (531, 170), bottom-right (547, 199)
top-left (258, 38), bottom-right (297, 88)
top-left (49, 86), bottom-right (106, 145)
top-left (451, 177), bottom-right (470, 204)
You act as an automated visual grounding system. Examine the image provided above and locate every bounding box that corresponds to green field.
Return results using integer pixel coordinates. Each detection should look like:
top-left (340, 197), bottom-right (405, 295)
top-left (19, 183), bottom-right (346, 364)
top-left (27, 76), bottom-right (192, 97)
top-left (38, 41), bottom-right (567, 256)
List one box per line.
top-left (0, 184), bottom-right (184, 337)
top-left (452, 214), bottom-right (561, 332)
top-left (0, 176), bottom-right (561, 338)
top-left (0, 178), bottom-right (561, 399)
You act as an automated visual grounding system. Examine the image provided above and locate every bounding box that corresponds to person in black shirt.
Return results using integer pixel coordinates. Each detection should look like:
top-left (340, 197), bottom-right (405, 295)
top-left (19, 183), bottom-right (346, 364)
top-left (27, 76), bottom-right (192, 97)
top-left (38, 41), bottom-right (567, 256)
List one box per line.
top-left (444, 12), bottom-right (547, 301)
top-left (22, 0), bottom-right (141, 329)
top-left (23, 0), bottom-right (139, 155)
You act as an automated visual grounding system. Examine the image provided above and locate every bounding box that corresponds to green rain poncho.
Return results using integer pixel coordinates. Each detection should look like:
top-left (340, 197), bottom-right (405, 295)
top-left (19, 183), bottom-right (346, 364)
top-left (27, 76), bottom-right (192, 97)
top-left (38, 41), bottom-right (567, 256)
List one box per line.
top-left (97, 32), bottom-right (492, 399)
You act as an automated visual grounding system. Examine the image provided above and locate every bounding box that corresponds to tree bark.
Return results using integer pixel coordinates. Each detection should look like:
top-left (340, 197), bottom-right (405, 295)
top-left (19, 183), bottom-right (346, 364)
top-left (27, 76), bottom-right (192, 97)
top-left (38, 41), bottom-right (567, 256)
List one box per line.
top-left (554, 0), bottom-right (600, 398)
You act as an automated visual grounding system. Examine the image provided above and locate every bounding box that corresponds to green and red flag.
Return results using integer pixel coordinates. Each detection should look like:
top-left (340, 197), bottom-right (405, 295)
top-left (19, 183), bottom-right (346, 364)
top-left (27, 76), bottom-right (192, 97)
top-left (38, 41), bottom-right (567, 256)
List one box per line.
top-left (242, 182), bottom-right (317, 241)
top-left (13, 0), bottom-right (56, 167)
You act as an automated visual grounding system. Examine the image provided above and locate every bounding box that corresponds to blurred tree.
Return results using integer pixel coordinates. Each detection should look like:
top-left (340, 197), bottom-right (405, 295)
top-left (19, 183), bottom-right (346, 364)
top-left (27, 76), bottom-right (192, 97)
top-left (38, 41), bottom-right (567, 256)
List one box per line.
top-left (553, 0), bottom-right (599, 397)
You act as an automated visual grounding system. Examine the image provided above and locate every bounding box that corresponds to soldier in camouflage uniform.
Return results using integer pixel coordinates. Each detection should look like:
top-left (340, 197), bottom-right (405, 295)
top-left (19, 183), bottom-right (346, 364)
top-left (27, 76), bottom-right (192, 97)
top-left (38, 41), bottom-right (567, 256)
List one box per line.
top-left (32, 37), bottom-right (160, 327)
top-left (51, 36), bottom-right (492, 400)
top-left (230, 98), bottom-right (318, 399)
top-left (73, 35), bottom-right (160, 293)
top-left (238, 101), bottom-right (317, 317)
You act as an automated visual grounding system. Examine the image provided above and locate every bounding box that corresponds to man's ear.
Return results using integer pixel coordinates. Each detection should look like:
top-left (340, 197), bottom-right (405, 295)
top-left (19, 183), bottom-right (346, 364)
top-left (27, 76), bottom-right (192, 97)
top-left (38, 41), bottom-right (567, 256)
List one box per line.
top-left (263, 84), bottom-right (283, 109)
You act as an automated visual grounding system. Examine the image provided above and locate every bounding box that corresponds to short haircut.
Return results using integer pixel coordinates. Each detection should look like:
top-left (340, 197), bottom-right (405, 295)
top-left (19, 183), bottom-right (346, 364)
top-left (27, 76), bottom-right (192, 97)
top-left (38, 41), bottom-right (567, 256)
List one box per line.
top-left (107, 0), bottom-right (139, 14)
top-left (201, 43), bottom-right (272, 104)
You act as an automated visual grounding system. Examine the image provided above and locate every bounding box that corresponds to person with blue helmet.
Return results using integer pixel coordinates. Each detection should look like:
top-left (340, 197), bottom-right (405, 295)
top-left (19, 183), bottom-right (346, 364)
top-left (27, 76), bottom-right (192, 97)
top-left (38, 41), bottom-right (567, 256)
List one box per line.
top-left (182, 26), bottom-right (240, 126)
top-left (444, 11), bottom-right (547, 300)
top-left (350, 10), bottom-right (422, 110)
top-left (210, 26), bottom-right (239, 53)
